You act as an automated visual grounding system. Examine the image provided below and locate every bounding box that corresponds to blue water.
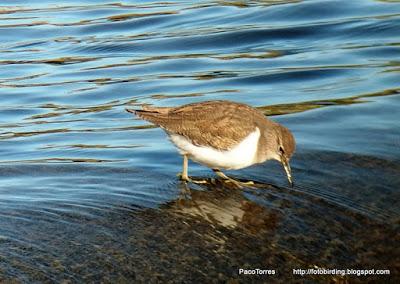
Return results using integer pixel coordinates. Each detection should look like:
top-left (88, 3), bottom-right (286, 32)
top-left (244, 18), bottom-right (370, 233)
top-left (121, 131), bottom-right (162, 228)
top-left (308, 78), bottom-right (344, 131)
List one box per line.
top-left (0, 0), bottom-right (399, 282)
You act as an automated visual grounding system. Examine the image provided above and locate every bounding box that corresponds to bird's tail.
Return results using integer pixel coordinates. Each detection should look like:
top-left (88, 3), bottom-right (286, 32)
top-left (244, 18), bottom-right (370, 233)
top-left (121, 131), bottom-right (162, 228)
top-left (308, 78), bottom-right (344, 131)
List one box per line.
top-left (126, 105), bottom-right (172, 114)
top-left (125, 106), bottom-right (172, 126)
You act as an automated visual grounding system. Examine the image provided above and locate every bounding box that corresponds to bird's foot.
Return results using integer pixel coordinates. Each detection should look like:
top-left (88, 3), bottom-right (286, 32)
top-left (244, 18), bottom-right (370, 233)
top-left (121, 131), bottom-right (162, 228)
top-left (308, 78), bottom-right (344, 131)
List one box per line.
top-left (222, 178), bottom-right (254, 189)
top-left (212, 169), bottom-right (254, 188)
top-left (177, 173), bottom-right (208, 184)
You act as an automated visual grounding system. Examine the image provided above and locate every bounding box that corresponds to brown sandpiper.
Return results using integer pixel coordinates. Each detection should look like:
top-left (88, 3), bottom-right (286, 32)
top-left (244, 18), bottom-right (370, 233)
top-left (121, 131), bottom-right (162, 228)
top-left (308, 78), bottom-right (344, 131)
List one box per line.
top-left (126, 100), bottom-right (295, 187)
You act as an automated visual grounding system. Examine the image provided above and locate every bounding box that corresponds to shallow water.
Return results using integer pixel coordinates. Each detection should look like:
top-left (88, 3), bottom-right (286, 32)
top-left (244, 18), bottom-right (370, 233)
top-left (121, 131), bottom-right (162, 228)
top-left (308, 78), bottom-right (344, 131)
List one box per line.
top-left (0, 0), bottom-right (399, 282)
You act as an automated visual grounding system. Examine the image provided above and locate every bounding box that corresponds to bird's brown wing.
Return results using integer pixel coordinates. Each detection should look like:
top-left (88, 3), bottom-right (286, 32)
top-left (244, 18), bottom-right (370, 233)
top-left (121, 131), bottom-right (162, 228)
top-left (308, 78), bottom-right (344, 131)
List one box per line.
top-left (128, 101), bottom-right (266, 150)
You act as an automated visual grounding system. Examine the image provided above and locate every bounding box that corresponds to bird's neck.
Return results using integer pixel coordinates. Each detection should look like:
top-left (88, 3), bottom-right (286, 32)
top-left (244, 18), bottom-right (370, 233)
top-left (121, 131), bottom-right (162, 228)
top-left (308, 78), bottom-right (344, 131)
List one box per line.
top-left (255, 127), bottom-right (280, 163)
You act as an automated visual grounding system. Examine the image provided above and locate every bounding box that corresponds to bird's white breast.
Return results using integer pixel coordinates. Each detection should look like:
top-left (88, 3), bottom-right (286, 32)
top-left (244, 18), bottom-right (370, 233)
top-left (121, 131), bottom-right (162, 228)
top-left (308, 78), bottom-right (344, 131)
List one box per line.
top-left (169, 128), bottom-right (260, 170)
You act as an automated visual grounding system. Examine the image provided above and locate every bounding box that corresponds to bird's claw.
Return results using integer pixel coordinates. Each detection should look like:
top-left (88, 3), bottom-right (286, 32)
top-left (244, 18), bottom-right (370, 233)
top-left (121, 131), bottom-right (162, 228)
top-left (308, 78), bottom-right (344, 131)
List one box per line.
top-left (223, 179), bottom-right (255, 189)
top-left (177, 173), bottom-right (207, 184)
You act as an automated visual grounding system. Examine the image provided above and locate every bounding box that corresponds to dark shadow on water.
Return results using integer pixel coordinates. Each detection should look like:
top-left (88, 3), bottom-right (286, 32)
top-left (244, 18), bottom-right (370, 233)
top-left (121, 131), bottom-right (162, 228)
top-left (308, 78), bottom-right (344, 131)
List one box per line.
top-left (0, 161), bottom-right (399, 282)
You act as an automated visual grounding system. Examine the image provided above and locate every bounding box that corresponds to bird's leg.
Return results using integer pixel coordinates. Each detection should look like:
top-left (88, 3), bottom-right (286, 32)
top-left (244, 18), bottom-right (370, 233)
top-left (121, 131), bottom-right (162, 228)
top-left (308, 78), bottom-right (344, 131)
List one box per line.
top-left (212, 169), bottom-right (254, 188)
top-left (178, 155), bottom-right (207, 184)
top-left (180, 154), bottom-right (189, 181)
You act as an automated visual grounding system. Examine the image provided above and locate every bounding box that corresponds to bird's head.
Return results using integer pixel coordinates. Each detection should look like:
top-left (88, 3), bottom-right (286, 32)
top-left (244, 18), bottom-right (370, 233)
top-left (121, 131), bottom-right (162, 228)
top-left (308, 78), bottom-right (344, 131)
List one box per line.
top-left (275, 124), bottom-right (296, 187)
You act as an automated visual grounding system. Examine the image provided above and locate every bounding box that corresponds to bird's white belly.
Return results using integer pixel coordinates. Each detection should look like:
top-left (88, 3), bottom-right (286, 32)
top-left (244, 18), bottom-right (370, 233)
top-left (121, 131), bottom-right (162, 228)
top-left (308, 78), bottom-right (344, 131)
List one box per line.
top-left (169, 128), bottom-right (260, 170)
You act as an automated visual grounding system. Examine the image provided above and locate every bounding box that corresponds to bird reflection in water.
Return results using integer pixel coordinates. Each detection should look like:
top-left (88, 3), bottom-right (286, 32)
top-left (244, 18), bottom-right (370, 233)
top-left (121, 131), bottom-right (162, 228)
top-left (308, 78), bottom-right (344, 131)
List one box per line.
top-left (163, 179), bottom-right (281, 234)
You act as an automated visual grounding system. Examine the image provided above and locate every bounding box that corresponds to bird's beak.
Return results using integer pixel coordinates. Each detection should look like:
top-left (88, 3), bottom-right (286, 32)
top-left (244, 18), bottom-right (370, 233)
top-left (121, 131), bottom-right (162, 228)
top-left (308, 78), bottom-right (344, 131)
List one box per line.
top-left (280, 154), bottom-right (293, 188)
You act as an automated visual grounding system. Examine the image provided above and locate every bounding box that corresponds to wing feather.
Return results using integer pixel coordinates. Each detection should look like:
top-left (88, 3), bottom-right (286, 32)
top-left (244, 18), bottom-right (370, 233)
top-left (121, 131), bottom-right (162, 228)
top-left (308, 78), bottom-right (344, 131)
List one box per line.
top-left (127, 101), bottom-right (268, 150)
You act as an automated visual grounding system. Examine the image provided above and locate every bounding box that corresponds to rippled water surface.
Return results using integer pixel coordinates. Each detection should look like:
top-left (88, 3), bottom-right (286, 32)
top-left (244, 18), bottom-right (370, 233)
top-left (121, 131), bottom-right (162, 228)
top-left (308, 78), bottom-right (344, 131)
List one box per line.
top-left (1, 0), bottom-right (399, 282)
